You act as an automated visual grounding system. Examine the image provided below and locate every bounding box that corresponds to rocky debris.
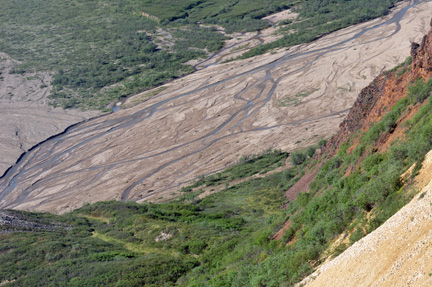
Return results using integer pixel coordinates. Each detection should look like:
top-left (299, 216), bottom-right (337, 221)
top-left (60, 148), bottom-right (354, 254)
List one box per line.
top-left (154, 232), bottom-right (173, 242)
top-left (0, 210), bottom-right (71, 234)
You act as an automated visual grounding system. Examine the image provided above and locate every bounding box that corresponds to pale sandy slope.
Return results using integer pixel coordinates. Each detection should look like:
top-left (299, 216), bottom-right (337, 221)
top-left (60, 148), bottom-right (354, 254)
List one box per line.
top-left (0, 0), bottom-right (431, 214)
top-left (300, 150), bottom-right (432, 287)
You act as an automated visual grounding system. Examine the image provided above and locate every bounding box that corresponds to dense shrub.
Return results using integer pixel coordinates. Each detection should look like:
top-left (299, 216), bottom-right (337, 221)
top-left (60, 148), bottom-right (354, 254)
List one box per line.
top-left (407, 78), bottom-right (432, 104)
top-left (290, 151), bottom-right (306, 165)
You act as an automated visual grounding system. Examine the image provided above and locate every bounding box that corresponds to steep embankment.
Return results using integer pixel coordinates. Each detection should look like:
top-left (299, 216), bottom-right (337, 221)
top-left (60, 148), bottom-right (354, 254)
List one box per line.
top-left (1, 0), bottom-right (431, 214)
top-left (295, 18), bottom-right (432, 287)
top-left (300, 151), bottom-right (432, 286)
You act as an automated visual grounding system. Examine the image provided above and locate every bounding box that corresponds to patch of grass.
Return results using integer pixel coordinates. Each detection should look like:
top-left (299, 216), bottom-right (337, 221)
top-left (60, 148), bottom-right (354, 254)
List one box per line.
top-left (278, 89), bottom-right (317, 106)
top-left (92, 231), bottom-right (180, 256)
top-left (123, 86), bottom-right (168, 108)
top-left (391, 56), bottom-right (412, 72)
top-left (182, 149), bottom-right (289, 190)
top-left (407, 77), bottom-right (432, 104)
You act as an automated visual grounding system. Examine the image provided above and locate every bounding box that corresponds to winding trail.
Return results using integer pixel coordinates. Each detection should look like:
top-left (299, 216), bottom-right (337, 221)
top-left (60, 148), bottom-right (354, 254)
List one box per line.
top-left (0, 0), bottom-right (429, 213)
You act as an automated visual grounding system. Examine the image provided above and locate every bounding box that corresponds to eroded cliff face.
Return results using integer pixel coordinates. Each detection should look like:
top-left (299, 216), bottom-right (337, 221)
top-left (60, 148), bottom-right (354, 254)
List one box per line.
top-left (324, 74), bottom-right (389, 155)
top-left (412, 18), bottom-right (432, 74)
top-left (325, 19), bottom-right (432, 157)
top-left (284, 60), bottom-right (416, 197)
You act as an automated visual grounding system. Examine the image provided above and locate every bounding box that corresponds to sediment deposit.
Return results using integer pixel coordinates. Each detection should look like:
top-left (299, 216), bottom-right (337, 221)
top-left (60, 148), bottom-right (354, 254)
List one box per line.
top-left (1, 0), bottom-right (431, 213)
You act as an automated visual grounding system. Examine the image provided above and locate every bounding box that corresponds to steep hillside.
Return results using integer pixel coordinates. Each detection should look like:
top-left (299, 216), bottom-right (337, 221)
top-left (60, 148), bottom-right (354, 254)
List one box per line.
top-left (291, 18), bottom-right (432, 286)
top-left (1, 0), bottom-right (431, 214)
top-left (300, 150), bottom-right (432, 286)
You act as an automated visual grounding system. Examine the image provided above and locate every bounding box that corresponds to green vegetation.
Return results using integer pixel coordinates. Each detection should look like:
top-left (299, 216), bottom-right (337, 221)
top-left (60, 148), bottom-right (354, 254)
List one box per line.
top-left (240, 0), bottom-right (402, 59)
top-left (0, 218), bottom-right (198, 286)
top-left (278, 89), bottom-right (317, 107)
top-left (137, 0), bottom-right (292, 29)
top-left (407, 77), bottom-right (432, 104)
top-left (173, 26), bottom-right (227, 52)
top-left (0, 156), bottom-right (308, 286)
top-left (1, 0), bottom-right (404, 110)
top-left (0, 0), bottom-right (291, 110)
top-left (289, 141), bottom-right (325, 166)
top-left (1, 78), bottom-right (432, 284)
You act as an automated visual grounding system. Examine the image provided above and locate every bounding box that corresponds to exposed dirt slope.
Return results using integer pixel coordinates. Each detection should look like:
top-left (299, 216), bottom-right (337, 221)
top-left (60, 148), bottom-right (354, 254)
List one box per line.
top-left (299, 150), bottom-right (432, 287)
top-left (324, 28), bottom-right (432, 157)
top-left (1, 0), bottom-right (431, 214)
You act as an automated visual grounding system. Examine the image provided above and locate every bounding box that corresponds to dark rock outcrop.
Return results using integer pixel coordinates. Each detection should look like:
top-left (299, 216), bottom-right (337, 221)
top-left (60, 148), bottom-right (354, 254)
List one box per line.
top-left (324, 74), bottom-right (389, 156)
